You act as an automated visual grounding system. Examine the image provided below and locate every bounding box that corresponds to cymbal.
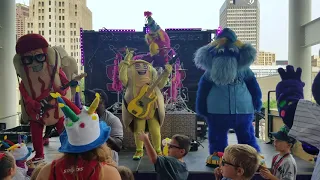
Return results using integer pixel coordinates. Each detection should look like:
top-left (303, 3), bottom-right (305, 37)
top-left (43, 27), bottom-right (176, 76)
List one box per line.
top-left (158, 47), bottom-right (171, 50)
top-left (118, 47), bottom-right (138, 52)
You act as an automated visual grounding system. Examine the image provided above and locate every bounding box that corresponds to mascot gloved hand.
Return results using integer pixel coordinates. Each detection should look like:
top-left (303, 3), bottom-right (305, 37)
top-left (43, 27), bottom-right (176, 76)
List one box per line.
top-left (119, 49), bottom-right (171, 160)
top-left (276, 66), bottom-right (319, 157)
top-left (194, 28), bottom-right (262, 167)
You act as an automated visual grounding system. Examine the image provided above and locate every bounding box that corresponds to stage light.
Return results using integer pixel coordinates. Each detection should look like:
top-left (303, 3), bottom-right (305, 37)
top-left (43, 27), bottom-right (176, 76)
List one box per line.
top-left (98, 28), bottom-right (135, 32)
top-left (216, 26), bottom-right (222, 35)
top-left (80, 27), bottom-right (84, 66)
top-left (143, 24), bottom-right (150, 34)
top-left (165, 28), bottom-right (202, 31)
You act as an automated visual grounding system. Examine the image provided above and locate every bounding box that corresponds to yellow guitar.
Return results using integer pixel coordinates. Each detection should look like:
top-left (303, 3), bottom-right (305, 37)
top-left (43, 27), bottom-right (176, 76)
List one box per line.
top-left (127, 69), bottom-right (169, 118)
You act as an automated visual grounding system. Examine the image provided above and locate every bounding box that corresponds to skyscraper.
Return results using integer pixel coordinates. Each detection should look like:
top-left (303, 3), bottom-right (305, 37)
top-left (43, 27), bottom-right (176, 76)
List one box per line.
top-left (25, 0), bottom-right (92, 71)
top-left (219, 0), bottom-right (260, 52)
top-left (16, 3), bottom-right (29, 40)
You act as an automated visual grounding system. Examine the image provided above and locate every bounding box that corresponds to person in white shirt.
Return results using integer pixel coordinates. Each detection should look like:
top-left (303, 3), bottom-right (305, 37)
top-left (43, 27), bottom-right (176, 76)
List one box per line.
top-left (275, 65), bottom-right (319, 180)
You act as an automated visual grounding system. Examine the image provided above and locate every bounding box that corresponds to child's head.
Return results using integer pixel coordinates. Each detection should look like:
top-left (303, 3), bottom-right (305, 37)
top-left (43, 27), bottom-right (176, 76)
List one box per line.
top-left (0, 151), bottom-right (16, 179)
top-left (30, 162), bottom-right (47, 180)
top-left (271, 126), bottom-right (296, 152)
top-left (117, 166), bottom-right (134, 180)
top-left (168, 134), bottom-right (190, 158)
top-left (221, 144), bottom-right (259, 180)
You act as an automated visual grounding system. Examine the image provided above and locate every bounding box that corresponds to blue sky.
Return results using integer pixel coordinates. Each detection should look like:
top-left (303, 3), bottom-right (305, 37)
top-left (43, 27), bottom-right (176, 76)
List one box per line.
top-left (16, 0), bottom-right (320, 60)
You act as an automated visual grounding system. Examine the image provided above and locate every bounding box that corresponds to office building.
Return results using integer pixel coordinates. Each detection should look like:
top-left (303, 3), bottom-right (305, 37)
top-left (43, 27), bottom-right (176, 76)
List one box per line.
top-left (16, 3), bottom-right (29, 40)
top-left (219, 0), bottom-right (260, 52)
top-left (25, 0), bottom-right (92, 72)
top-left (311, 55), bottom-right (320, 67)
top-left (256, 51), bottom-right (276, 65)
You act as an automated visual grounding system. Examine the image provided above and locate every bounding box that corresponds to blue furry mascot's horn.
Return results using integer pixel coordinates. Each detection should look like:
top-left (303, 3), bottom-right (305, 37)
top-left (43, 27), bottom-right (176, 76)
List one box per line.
top-left (193, 28), bottom-right (263, 167)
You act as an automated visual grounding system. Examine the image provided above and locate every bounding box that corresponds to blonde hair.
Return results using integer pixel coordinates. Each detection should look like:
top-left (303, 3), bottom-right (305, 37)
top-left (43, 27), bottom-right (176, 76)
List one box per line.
top-left (55, 143), bottom-right (116, 179)
top-left (224, 144), bottom-right (259, 179)
top-left (117, 166), bottom-right (134, 180)
top-left (30, 162), bottom-right (47, 180)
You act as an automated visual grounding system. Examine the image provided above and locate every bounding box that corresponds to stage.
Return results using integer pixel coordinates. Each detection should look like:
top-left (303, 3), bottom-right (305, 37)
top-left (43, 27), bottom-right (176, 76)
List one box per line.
top-left (41, 133), bottom-right (314, 180)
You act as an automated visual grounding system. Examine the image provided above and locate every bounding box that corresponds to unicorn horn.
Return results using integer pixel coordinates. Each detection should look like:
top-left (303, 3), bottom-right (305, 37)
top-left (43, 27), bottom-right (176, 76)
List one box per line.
top-left (4, 136), bottom-right (15, 146)
top-left (7, 144), bottom-right (19, 151)
top-left (0, 140), bottom-right (11, 149)
top-left (87, 93), bottom-right (100, 115)
top-left (74, 86), bottom-right (83, 110)
top-left (59, 103), bottom-right (79, 122)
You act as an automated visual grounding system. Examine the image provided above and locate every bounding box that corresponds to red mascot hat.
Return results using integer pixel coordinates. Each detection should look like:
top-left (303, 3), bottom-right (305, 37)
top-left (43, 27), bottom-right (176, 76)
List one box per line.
top-left (16, 34), bottom-right (49, 55)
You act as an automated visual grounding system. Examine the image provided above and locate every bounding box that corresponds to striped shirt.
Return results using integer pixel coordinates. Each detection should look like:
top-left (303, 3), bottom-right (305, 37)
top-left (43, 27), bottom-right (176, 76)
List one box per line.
top-left (289, 99), bottom-right (320, 180)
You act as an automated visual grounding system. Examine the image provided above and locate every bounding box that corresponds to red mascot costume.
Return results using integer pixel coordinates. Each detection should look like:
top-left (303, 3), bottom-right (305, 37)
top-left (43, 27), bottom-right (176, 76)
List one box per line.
top-left (13, 34), bottom-right (72, 163)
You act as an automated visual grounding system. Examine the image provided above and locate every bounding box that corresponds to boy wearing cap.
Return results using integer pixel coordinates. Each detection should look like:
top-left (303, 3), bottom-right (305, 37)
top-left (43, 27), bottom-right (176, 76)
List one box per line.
top-left (260, 126), bottom-right (297, 180)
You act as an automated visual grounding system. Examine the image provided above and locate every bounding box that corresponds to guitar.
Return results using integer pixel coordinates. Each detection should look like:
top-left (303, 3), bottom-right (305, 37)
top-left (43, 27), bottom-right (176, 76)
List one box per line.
top-left (127, 54), bottom-right (179, 118)
top-left (37, 73), bottom-right (87, 120)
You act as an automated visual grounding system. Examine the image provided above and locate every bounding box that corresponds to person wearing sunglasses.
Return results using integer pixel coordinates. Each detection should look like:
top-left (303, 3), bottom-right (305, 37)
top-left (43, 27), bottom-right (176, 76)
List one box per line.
top-left (13, 34), bottom-right (73, 164)
top-left (138, 132), bottom-right (190, 180)
top-left (214, 144), bottom-right (260, 180)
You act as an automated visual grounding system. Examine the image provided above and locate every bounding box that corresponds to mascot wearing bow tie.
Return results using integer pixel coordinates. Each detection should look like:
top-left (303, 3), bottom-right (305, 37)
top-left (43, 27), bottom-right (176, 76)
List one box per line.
top-left (194, 28), bottom-right (262, 166)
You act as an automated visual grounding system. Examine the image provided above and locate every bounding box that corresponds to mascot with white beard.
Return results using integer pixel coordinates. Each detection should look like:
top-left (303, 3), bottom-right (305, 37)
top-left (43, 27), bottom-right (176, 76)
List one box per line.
top-left (194, 28), bottom-right (262, 166)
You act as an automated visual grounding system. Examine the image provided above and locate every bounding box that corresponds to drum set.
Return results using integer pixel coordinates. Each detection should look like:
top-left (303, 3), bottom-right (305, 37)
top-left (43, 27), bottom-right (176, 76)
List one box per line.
top-left (106, 45), bottom-right (194, 113)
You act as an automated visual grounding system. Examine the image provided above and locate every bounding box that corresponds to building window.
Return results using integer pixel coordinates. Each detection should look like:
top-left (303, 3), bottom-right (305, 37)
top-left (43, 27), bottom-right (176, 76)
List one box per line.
top-left (59, 9), bottom-right (61, 13)
top-left (62, 23), bottom-right (65, 28)
top-left (59, 16), bottom-right (61, 20)
top-left (42, 23), bottom-right (44, 28)
top-left (59, 23), bottom-right (61, 28)
top-left (70, 31), bottom-right (73, 36)
top-left (70, 23), bottom-right (72, 28)
top-left (49, 0), bottom-right (51, 5)
top-left (42, 9), bottom-right (44, 13)
top-left (59, 31), bottom-right (61, 35)
top-left (42, 16), bottom-right (44, 20)
top-left (28, 23), bottom-right (30, 28)
top-left (62, 9), bottom-right (65, 13)
top-left (71, 52), bottom-right (73, 56)
top-left (74, 23), bottom-right (76, 27)
top-left (42, 2), bottom-right (44, 6)
top-left (27, 31), bottom-right (30, 34)
top-left (75, 12), bottom-right (77, 16)
top-left (62, 31), bottom-right (65, 36)
top-left (75, 5), bottom-right (77, 9)
top-left (74, 31), bottom-right (76, 36)
top-left (42, 31), bottom-right (44, 35)
top-left (49, 30), bottom-right (51, 35)
top-left (38, 9), bottom-right (41, 13)
top-left (59, 2), bottom-right (61, 7)
top-left (33, 12), bottom-right (35, 16)
top-left (62, 16), bottom-right (64, 20)
top-left (49, 37), bottom-right (51, 42)
top-left (49, 15), bottom-right (51, 19)
top-left (49, 8), bottom-right (51, 12)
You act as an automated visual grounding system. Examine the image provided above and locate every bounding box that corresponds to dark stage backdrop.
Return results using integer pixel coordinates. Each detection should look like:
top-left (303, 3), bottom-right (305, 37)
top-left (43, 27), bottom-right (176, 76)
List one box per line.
top-left (83, 30), bottom-right (211, 111)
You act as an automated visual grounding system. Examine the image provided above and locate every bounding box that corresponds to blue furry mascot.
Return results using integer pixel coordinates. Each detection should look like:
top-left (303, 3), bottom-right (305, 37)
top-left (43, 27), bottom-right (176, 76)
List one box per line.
top-left (194, 28), bottom-right (262, 166)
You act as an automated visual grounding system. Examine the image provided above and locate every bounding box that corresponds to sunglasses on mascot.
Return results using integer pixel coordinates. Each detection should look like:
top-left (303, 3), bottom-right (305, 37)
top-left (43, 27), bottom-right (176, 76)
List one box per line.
top-left (21, 53), bottom-right (47, 65)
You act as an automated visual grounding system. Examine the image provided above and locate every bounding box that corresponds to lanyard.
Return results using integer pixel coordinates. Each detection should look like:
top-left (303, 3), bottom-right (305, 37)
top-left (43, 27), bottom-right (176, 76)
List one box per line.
top-left (271, 153), bottom-right (290, 175)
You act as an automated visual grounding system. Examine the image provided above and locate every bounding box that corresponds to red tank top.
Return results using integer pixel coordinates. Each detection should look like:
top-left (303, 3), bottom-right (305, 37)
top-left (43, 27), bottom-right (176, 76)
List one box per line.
top-left (49, 158), bottom-right (103, 180)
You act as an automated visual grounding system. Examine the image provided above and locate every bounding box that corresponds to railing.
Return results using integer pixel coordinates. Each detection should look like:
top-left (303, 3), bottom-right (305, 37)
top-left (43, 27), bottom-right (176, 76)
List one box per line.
top-left (0, 113), bottom-right (22, 130)
top-left (0, 112), bottom-right (21, 120)
top-left (267, 90), bottom-right (279, 144)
